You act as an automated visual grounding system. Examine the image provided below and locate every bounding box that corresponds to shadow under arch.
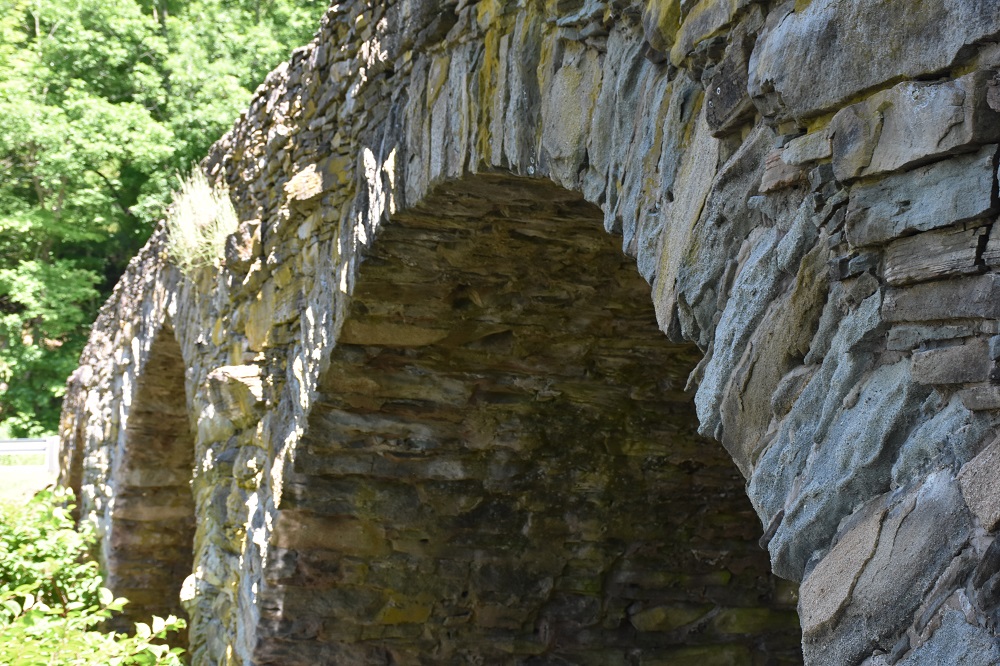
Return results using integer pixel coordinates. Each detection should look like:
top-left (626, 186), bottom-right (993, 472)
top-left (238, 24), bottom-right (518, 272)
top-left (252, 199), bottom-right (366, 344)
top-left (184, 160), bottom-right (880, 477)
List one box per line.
top-left (106, 323), bottom-right (196, 637)
top-left (261, 173), bottom-right (802, 664)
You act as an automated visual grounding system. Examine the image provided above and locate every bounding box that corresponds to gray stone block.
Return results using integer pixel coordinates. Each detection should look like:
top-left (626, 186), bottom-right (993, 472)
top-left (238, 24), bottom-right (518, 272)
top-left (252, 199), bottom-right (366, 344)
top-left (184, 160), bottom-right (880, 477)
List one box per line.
top-left (883, 274), bottom-right (1000, 323)
top-left (845, 145), bottom-right (998, 247)
top-left (898, 610), bottom-right (1000, 665)
top-left (749, 0), bottom-right (1000, 122)
top-left (803, 473), bottom-right (973, 664)
top-left (912, 338), bottom-right (991, 385)
top-left (831, 71), bottom-right (1000, 182)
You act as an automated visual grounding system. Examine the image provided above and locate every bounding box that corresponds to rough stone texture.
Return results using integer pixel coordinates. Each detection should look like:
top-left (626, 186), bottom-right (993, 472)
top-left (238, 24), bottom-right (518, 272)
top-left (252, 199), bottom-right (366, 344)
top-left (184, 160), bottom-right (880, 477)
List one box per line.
top-left (831, 72), bottom-right (1000, 182)
top-left (56, 1), bottom-right (1000, 664)
top-left (896, 610), bottom-right (1000, 666)
top-left (845, 145), bottom-right (998, 247)
top-left (749, 0), bottom-right (1000, 122)
top-left (959, 436), bottom-right (1000, 532)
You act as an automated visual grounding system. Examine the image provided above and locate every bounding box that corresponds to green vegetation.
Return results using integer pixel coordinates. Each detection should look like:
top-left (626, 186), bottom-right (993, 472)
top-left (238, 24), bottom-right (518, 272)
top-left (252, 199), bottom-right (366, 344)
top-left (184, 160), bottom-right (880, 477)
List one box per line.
top-left (165, 170), bottom-right (239, 276)
top-left (0, 0), bottom-right (326, 436)
top-left (0, 488), bottom-right (185, 665)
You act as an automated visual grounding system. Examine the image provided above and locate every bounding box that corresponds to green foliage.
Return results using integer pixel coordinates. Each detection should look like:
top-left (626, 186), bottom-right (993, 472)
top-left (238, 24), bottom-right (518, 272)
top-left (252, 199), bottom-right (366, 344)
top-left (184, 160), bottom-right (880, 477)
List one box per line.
top-left (0, 0), bottom-right (326, 435)
top-left (165, 169), bottom-right (239, 275)
top-left (0, 488), bottom-right (186, 665)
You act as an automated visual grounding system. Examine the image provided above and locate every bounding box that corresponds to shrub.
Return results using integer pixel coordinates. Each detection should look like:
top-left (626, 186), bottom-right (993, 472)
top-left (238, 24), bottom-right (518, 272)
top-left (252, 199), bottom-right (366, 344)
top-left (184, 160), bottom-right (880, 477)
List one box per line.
top-left (164, 169), bottom-right (238, 276)
top-left (0, 488), bottom-right (186, 665)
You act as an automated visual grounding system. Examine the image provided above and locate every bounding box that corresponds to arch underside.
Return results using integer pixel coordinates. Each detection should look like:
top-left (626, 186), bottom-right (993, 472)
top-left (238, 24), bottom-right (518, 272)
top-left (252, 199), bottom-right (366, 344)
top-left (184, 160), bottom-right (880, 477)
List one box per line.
top-left (107, 325), bottom-right (196, 632)
top-left (259, 175), bottom-right (801, 664)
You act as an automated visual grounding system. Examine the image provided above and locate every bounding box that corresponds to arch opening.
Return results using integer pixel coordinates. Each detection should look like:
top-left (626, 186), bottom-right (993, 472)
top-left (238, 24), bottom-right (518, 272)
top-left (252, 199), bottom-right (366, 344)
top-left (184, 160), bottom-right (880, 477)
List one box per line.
top-left (262, 175), bottom-right (802, 664)
top-left (107, 325), bottom-right (196, 636)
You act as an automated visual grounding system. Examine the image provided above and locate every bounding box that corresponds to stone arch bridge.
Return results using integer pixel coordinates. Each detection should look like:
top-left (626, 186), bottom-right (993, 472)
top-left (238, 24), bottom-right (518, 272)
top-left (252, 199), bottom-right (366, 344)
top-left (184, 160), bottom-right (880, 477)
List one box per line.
top-left (60, 0), bottom-right (1000, 663)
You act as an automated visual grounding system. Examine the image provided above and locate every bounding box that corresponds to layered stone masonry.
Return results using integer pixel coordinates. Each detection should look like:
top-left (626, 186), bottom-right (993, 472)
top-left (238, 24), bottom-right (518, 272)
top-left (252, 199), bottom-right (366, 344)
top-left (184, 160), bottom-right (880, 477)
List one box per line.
top-left (58, 0), bottom-right (1000, 664)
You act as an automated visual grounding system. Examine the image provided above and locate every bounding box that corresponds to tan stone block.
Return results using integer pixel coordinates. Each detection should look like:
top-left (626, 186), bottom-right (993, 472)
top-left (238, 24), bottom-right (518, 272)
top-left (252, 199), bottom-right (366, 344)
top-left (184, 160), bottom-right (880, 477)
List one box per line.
top-left (760, 149), bottom-right (806, 193)
top-left (783, 129), bottom-right (832, 166)
top-left (958, 435), bottom-right (1000, 531)
top-left (798, 501), bottom-right (885, 635)
top-left (284, 164), bottom-right (324, 203)
top-left (911, 338), bottom-right (991, 386)
top-left (885, 225), bottom-right (986, 286)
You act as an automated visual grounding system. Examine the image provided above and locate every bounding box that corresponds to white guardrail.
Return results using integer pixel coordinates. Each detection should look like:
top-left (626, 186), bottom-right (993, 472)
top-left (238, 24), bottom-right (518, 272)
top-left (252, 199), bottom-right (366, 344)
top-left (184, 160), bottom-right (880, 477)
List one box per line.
top-left (0, 437), bottom-right (59, 474)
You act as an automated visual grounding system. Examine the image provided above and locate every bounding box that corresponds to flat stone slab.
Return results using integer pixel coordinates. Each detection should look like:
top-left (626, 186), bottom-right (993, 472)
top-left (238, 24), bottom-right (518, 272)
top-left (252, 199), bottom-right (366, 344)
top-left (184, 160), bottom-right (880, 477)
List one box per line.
top-left (846, 145), bottom-right (998, 247)
top-left (883, 274), bottom-right (1000, 322)
top-left (749, 0), bottom-right (1000, 122)
top-left (831, 72), bottom-right (1000, 182)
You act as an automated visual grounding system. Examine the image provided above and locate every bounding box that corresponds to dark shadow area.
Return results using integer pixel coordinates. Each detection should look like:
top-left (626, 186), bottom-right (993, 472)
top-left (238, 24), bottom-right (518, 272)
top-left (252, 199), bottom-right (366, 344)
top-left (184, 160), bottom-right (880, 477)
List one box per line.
top-left (107, 325), bottom-right (195, 643)
top-left (259, 174), bottom-right (802, 665)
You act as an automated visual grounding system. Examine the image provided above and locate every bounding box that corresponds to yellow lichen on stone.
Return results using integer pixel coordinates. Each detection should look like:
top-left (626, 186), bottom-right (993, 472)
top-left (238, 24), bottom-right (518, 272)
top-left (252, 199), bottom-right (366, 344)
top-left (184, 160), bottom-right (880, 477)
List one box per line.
top-left (643, 0), bottom-right (683, 52)
top-left (669, 0), bottom-right (740, 67)
top-left (426, 53), bottom-right (451, 107)
top-left (476, 27), bottom-right (503, 164)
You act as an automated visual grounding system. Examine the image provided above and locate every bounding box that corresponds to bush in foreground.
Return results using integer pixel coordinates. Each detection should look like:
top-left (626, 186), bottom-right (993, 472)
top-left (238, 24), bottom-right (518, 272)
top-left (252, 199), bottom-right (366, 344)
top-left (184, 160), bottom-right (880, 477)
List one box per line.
top-left (0, 487), bottom-right (185, 665)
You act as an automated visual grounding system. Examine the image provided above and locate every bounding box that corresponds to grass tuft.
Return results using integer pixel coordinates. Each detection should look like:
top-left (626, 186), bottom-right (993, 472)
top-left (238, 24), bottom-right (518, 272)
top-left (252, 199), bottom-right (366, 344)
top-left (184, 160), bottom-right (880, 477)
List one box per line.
top-left (164, 169), bottom-right (238, 276)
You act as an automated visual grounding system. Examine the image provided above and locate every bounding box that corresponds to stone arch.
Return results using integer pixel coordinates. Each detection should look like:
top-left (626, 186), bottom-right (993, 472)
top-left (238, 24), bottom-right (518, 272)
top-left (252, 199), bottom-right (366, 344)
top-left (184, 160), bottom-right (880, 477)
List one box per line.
top-left (59, 1), bottom-right (1000, 664)
top-left (258, 173), bottom-right (801, 664)
top-left (106, 323), bottom-right (196, 631)
top-left (58, 364), bottom-right (92, 521)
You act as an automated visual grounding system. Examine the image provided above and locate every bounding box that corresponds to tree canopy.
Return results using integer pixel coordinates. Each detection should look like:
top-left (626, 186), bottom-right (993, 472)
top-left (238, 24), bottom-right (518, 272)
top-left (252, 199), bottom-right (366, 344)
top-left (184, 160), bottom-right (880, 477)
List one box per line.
top-left (0, 0), bottom-right (326, 436)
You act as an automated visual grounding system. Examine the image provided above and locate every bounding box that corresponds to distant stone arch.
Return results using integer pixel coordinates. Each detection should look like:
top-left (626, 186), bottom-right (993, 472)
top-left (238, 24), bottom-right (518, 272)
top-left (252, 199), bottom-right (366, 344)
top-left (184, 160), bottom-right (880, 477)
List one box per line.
top-left (105, 323), bottom-right (196, 632)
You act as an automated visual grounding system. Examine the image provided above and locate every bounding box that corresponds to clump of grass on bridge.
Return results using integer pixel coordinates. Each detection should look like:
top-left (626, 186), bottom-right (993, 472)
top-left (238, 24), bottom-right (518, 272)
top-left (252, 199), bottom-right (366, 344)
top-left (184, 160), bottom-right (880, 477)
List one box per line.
top-left (165, 169), bottom-right (239, 276)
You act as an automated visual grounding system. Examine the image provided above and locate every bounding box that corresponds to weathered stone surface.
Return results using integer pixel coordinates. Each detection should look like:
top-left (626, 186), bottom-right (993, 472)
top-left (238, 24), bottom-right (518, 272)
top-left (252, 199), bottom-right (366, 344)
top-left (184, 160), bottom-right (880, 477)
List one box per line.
top-left (766, 360), bottom-right (928, 579)
top-left (749, 0), bottom-right (1000, 122)
top-left (982, 222), bottom-right (1000, 268)
top-left (749, 291), bottom-right (884, 545)
top-left (845, 145), bottom-right (998, 247)
top-left (887, 323), bottom-right (980, 351)
top-left (960, 386), bottom-right (1000, 411)
top-left (884, 274), bottom-right (1000, 322)
top-left (803, 473), bottom-right (973, 664)
top-left (959, 435), bottom-right (1000, 531)
top-left (205, 364), bottom-right (263, 427)
top-left (760, 149), bottom-right (806, 192)
top-left (892, 394), bottom-right (990, 489)
top-left (718, 238), bottom-right (828, 475)
top-left (831, 72), bottom-right (1000, 181)
top-left (912, 338), bottom-right (992, 385)
top-left (885, 224), bottom-right (987, 286)
top-left (783, 129), bottom-right (831, 167)
top-left (668, 0), bottom-right (751, 67)
top-left (704, 7), bottom-right (761, 135)
top-left (798, 500), bottom-right (885, 635)
top-left (652, 102), bottom-right (720, 337)
top-left (673, 123), bottom-right (773, 347)
top-left (898, 610), bottom-right (1000, 666)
